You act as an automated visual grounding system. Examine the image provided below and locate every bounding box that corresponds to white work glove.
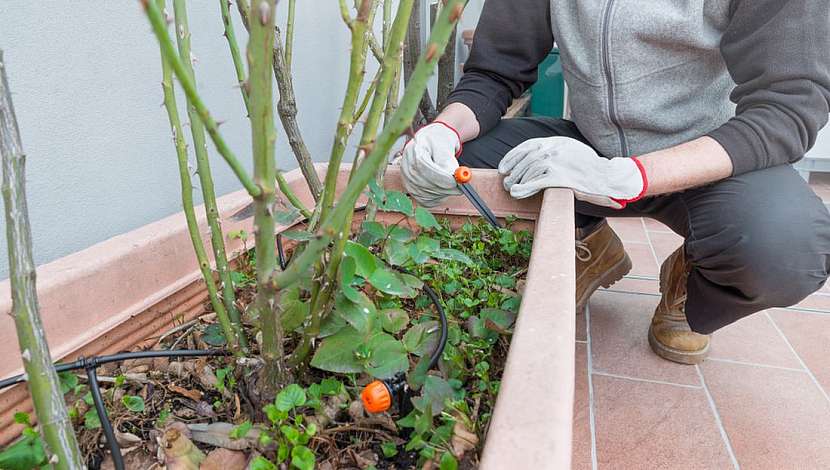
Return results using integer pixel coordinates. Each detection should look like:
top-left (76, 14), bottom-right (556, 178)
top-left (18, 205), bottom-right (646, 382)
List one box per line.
top-left (499, 137), bottom-right (648, 209)
top-left (399, 122), bottom-right (463, 207)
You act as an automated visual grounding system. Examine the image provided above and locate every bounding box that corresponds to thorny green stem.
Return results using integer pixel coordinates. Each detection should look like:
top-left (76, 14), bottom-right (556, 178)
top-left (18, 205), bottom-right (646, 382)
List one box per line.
top-left (285, 0), bottom-right (296, 71)
top-left (174, 0), bottom-right (247, 352)
top-left (248, 0), bottom-right (288, 394)
top-left (317, 0), bottom-right (379, 224)
top-left (368, 0), bottom-right (403, 221)
top-left (290, 0), bottom-right (379, 367)
top-left (237, 0), bottom-right (323, 206)
top-left (289, 0), bottom-right (463, 364)
top-left (142, 0), bottom-right (261, 198)
top-left (219, 0), bottom-right (250, 114)
top-left (0, 50), bottom-right (84, 470)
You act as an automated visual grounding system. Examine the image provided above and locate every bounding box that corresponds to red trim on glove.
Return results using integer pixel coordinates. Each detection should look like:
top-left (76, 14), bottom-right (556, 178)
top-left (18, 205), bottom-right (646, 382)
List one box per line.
top-left (431, 120), bottom-right (464, 158)
top-left (610, 156), bottom-right (649, 209)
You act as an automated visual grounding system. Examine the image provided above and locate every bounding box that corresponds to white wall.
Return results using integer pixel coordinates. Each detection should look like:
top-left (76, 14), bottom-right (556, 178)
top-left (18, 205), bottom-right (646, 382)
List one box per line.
top-left (0, 2), bottom-right (359, 279)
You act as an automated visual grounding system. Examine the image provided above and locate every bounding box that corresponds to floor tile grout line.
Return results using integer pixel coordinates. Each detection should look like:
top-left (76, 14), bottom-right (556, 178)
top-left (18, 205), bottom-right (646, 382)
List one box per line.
top-left (696, 365), bottom-right (741, 470)
top-left (781, 305), bottom-right (830, 316)
top-left (765, 311), bottom-right (830, 405)
top-left (640, 218), bottom-right (663, 269)
top-left (585, 304), bottom-right (599, 470)
top-left (624, 274), bottom-right (658, 281)
top-left (591, 370), bottom-right (702, 389)
top-left (707, 357), bottom-right (806, 373)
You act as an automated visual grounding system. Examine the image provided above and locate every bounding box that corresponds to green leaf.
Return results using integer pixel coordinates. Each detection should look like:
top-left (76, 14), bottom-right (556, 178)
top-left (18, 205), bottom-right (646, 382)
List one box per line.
top-left (291, 445), bottom-right (315, 470)
top-left (388, 226), bottom-right (414, 242)
top-left (318, 311), bottom-right (347, 338)
top-left (440, 452), bottom-right (459, 470)
top-left (13, 412), bottom-right (30, 426)
top-left (382, 191), bottom-right (415, 216)
top-left (384, 239), bottom-right (412, 266)
top-left (334, 292), bottom-right (377, 335)
top-left (58, 372), bottom-right (78, 395)
top-left (433, 248), bottom-right (474, 265)
top-left (380, 441), bottom-right (399, 458)
top-left (398, 273), bottom-right (424, 290)
top-left (415, 207), bottom-right (442, 230)
top-left (310, 327), bottom-right (364, 373)
top-left (229, 421), bottom-right (252, 440)
top-left (340, 255), bottom-right (357, 286)
top-left (415, 404), bottom-right (433, 435)
top-left (360, 221), bottom-right (387, 245)
top-left (276, 384), bottom-right (307, 412)
top-left (263, 404), bottom-right (288, 425)
top-left (280, 425), bottom-right (300, 445)
top-left (201, 323), bottom-right (227, 347)
top-left (368, 269), bottom-right (416, 297)
top-left (275, 207), bottom-right (301, 225)
top-left (415, 235), bottom-right (440, 254)
top-left (250, 456), bottom-right (277, 470)
top-left (83, 409), bottom-right (101, 429)
top-left (281, 230), bottom-right (314, 241)
top-left (481, 307), bottom-right (517, 332)
top-left (0, 434), bottom-right (46, 470)
top-left (408, 242), bottom-right (430, 264)
top-left (380, 308), bottom-right (410, 334)
top-left (320, 378), bottom-right (345, 396)
top-left (122, 395), bottom-right (145, 413)
top-left (365, 332), bottom-right (409, 379)
top-left (344, 241), bottom-right (380, 278)
top-left (281, 299), bottom-right (310, 332)
top-left (403, 321), bottom-right (440, 357)
top-left (412, 376), bottom-right (455, 415)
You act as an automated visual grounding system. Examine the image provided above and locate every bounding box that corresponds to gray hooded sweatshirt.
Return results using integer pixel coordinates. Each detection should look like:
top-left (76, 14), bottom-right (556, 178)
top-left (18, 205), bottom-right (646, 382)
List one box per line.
top-left (447, 0), bottom-right (830, 176)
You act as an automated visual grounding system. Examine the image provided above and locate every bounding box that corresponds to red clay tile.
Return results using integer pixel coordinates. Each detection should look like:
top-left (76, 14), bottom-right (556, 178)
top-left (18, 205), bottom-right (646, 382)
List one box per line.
top-left (769, 309), bottom-right (830, 395)
top-left (700, 360), bottom-right (830, 469)
top-left (603, 276), bottom-right (660, 295)
top-left (607, 217), bottom-right (648, 244)
top-left (794, 292), bottom-right (830, 312)
top-left (589, 291), bottom-right (701, 386)
top-left (647, 231), bottom-right (683, 266)
top-left (592, 374), bottom-right (733, 469)
top-left (709, 312), bottom-right (801, 369)
top-left (623, 242), bottom-right (660, 277)
top-left (572, 343), bottom-right (592, 470)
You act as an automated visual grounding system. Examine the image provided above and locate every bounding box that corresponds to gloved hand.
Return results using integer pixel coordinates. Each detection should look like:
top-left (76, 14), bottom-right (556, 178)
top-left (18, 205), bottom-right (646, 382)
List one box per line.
top-left (499, 137), bottom-right (648, 209)
top-left (399, 122), bottom-right (463, 207)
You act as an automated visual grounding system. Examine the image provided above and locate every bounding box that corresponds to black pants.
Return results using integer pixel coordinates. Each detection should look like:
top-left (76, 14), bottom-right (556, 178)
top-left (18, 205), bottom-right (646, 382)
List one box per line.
top-left (459, 117), bottom-right (830, 333)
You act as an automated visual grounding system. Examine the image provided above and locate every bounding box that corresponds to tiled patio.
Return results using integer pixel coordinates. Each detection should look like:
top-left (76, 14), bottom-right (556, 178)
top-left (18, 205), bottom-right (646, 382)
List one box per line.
top-left (572, 175), bottom-right (830, 469)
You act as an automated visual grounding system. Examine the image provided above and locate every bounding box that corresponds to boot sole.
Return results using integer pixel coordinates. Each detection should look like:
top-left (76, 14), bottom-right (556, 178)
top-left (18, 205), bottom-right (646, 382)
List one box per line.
top-left (576, 253), bottom-right (632, 315)
top-left (647, 327), bottom-right (709, 365)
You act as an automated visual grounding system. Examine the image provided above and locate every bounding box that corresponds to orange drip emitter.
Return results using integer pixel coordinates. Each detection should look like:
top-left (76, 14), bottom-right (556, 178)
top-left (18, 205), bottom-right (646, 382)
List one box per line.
top-left (454, 166), bottom-right (473, 184)
top-left (361, 373), bottom-right (409, 414)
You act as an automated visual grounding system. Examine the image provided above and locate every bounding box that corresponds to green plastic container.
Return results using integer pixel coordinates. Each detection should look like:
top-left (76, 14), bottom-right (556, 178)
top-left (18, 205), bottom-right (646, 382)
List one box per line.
top-left (531, 49), bottom-right (565, 118)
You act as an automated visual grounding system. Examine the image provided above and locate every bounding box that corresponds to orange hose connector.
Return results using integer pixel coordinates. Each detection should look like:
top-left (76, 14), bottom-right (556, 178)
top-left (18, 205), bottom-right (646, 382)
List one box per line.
top-left (361, 380), bottom-right (392, 413)
top-left (454, 166), bottom-right (472, 184)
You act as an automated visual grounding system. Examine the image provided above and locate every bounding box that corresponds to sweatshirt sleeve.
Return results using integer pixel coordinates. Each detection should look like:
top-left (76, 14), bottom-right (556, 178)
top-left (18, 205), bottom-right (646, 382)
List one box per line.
top-left (445, 0), bottom-right (553, 135)
top-left (707, 0), bottom-right (830, 176)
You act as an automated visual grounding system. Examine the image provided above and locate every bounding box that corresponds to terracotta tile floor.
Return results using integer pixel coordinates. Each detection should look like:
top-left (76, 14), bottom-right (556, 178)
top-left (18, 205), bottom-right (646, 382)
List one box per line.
top-left (571, 174), bottom-right (830, 469)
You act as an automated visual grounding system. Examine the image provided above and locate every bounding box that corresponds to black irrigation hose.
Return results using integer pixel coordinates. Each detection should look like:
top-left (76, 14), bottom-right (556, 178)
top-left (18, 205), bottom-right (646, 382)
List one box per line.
top-left (0, 349), bottom-right (227, 470)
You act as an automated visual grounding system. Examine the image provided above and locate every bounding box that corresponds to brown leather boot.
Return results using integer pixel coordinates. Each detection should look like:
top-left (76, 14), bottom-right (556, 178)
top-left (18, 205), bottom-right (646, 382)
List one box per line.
top-left (576, 220), bottom-right (632, 315)
top-left (648, 247), bottom-right (710, 364)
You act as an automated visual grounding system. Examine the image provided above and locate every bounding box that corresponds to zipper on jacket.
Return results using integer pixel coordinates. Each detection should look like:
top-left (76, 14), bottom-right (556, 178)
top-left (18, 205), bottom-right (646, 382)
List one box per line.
top-left (600, 0), bottom-right (629, 157)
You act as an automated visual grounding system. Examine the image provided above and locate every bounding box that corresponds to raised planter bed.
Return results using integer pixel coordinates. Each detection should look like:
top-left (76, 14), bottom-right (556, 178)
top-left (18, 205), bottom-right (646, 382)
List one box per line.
top-left (0, 165), bottom-right (575, 468)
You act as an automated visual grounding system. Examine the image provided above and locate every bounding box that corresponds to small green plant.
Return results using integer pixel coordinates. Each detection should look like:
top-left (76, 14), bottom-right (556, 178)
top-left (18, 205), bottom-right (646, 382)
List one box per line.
top-left (0, 413), bottom-right (47, 470)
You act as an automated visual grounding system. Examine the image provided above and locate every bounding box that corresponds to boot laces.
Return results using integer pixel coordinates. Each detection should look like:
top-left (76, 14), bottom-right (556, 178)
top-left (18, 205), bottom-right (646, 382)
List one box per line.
top-left (576, 240), bottom-right (592, 262)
